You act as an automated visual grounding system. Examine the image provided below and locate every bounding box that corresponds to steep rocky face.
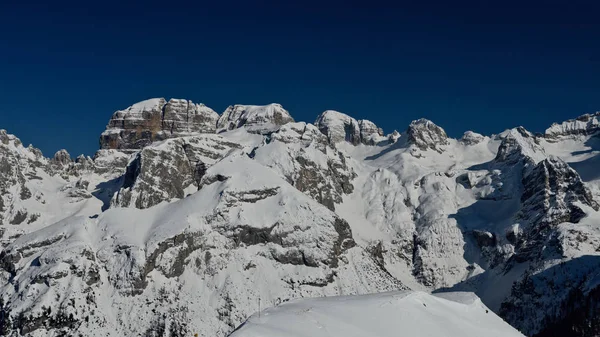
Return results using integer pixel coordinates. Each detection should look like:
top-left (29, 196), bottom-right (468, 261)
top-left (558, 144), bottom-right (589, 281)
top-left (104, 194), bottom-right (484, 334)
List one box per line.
top-left (112, 135), bottom-right (241, 209)
top-left (513, 156), bottom-right (599, 261)
top-left (100, 98), bottom-right (219, 150)
top-left (254, 122), bottom-right (357, 211)
top-left (500, 256), bottom-right (600, 336)
top-left (216, 104), bottom-right (294, 134)
top-left (406, 119), bottom-right (449, 152)
top-left (51, 149), bottom-right (72, 168)
top-left (91, 149), bottom-right (130, 176)
top-left (0, 155), bottom-right (401, 337)
top-left (494, 127), bottom-right (546, 165)
top-left (6, 99), bottom-right (600, 337)
top-left (358, 119), bottom-right (384, 145)
top-left (0, 130), bottom-right (47, 229)
top-left (314, 110), bottom-right (383, 145)
top-left (545, 111), bottom-right (600, 140)
top-left (111, 141), bottom-right (194, 209)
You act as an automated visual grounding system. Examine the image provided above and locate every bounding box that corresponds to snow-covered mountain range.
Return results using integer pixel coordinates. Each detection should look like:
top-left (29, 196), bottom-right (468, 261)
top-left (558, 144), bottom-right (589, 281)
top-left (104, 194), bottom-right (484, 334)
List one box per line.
top-left (1, 98), bottom-right (600, 336)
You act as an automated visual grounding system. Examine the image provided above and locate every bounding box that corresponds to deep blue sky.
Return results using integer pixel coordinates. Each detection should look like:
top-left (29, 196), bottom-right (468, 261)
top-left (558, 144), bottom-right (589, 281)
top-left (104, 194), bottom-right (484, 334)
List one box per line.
top-left (1, 0), bottom-right (599, 156)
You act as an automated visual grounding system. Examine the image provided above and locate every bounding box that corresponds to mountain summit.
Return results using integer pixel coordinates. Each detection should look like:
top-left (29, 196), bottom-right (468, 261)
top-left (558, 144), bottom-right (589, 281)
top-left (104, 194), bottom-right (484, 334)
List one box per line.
top-left (1, 98), bottom-right (600, 337)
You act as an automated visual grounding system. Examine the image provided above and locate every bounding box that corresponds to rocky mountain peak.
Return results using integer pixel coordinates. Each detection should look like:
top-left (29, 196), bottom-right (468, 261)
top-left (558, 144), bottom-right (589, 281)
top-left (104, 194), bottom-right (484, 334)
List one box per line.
top-left (100, 97), bottom-right (219, 150)
top-left (406, 118), bottom-right (448, 152)
top-left (357, 119), bottom-right (384, 145)
top-left (314, 110), bottom-right (384, 146)
top-left (6, 99), bottom-right (600, 337)
top-left (520, 155), bottom-right (599, 224)
top-left (0, 129), bottom-right (23, 148)
top-left (459, 131), bottom-right (486, 145)
top-left (514, 155), bottom-right (599, 264)
top-left (0, 129), bottom-right (9, 145)
top-left (51, 149), bottom-right (72, 167)
top-left (495, 127), bottom-right (546, 165)
top-left (216, 103), bottom-right (294, 134)
top-left (545, 111), bottom-right (600, 140)
top-left (0, 130), bottom-right (49, 228)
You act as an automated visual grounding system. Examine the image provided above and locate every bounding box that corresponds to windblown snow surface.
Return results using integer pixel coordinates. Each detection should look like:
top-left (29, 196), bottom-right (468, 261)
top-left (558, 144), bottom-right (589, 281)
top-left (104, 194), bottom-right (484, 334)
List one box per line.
top-left (230, 291), bottom-right (524, 337)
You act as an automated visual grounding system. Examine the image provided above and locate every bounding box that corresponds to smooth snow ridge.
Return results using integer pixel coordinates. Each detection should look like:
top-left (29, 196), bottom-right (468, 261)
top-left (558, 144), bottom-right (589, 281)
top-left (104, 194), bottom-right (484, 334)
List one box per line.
top-left (230, 291), bottom-right (524, 337)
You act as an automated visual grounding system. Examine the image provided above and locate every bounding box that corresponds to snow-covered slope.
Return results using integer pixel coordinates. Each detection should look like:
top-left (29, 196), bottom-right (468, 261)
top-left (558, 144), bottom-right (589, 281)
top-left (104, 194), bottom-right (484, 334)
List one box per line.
top-left (2, 98), bottom-right (600, 337)
top-left (230, 291), bottom-right (524, 337)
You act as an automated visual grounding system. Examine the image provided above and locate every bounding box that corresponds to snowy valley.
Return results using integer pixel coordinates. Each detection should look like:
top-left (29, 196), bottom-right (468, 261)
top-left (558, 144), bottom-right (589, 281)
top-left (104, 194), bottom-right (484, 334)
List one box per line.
top-left (1, 98), bottom-right (600, 336)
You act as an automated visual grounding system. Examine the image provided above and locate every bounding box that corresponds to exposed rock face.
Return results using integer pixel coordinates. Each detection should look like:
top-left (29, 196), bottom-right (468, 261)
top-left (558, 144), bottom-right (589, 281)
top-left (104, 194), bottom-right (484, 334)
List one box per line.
top-left (217, 104), bottom-right (294, 134)
top-left (406, 119), bottom-right (449, 152)
top-left (513, 156), bottom-right (599, 261)
top-left (388, 130), bottom-right (401, 143)
top-left (100, 98), bottom-right (219, 150)
top-left (51, 149), bottom-right (72, 167)
top-left (496, 162), bottom-right (600, 335)
top-left (0, 154), bottom-right (401, 337)
top-left (358, 119), bottom-right (384, 145)
top-left (111, 141), bottom-right (194, 209)
top-left (0, 130), bottom-right (47, 230)
top-left (254, 122), bottom-right (357, 211)
top-left (111, 135), bottom-right (240, 209)
top-left (0, 131), bottom-right (134, 254)
top-left (6, 99), bottom-right (600, 337)
top-left (314, 110), bottom-right (383, 145)
top-left (501, 256), bottom-right (600, 336)
top-left (494, 127), bottom-right (546, 165)
top-left (545, 111), bottom-right (600, 140)
top-left (520, 156), bottom-right (598, 225)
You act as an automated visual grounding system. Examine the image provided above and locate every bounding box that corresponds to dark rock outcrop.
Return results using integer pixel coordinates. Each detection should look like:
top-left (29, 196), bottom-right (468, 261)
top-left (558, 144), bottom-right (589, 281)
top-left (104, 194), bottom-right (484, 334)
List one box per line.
top-left (216, 103), bottom-right (294, 134)
top-left (51, 149), bottom-right (72, 167)
top-left (100, 98), bottom-right (219, 150)
top-left (406, 119), bottom-right (448, 153)
top-left (111, 135), bottom-right (240, 209)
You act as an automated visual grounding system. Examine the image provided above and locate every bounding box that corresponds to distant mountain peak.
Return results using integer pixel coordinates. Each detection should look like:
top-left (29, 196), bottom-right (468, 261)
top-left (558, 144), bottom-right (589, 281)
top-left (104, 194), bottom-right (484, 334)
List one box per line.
top-left (216, 103), bottom-right (294, 134)
top-left (406, 118), bottom-right (449, 152)
top-left (545, 111), bottom-right (600, 140)
top-left (314, 110), bottom-right (384, 145)
top-left (100, 97), bottom-right (219, 150)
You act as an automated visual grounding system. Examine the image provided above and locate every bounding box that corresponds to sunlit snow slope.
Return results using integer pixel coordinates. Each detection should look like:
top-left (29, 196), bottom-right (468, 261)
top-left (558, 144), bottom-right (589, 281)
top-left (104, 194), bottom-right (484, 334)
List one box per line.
top-left (230, 291), bottom-right (524, 337)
